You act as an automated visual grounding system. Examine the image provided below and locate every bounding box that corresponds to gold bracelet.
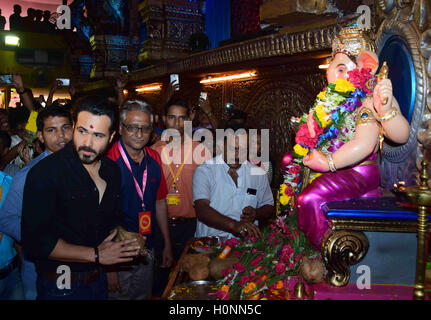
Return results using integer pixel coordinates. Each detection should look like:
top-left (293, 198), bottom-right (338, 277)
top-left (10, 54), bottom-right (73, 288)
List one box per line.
top-left (326, 153), bottom-right (336, 172)
top-left (375, 107), bottom-right (398, 122)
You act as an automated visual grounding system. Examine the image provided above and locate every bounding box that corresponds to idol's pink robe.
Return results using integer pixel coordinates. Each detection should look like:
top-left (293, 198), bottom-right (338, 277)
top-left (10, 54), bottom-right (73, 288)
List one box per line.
top-left (296, 153), bottom-right (381, 250)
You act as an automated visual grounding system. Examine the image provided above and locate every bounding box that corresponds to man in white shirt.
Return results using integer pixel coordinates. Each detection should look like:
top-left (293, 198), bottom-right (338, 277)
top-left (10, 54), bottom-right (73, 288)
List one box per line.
top-left (193, 125), bottom-right (274, 239)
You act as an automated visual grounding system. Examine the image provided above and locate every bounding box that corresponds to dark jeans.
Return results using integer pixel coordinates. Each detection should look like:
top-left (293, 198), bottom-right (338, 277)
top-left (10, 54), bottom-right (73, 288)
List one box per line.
top-left (152, 219), bottom-right (197, 296)
top-left (36, 270), bottom-right (108, 300)
top-left (0, 267), bottom-right (24, 300)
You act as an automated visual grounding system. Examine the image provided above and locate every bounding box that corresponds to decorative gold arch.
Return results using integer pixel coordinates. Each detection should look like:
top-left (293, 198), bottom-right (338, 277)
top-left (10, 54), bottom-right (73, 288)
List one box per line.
top-left (243, 76), bottom-right (325, 185)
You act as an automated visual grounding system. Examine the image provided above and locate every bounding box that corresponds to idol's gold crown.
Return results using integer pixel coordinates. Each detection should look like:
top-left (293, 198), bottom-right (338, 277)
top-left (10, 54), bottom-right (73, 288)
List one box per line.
top-left (332, 26), bottom-right (375, 57)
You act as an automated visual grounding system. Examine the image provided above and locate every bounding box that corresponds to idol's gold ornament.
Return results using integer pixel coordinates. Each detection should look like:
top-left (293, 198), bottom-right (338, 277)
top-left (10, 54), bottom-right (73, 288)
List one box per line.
top-left (331, 26), bottom-right (376, 58)
top-left (375, 107), bottom-right (398, 122)
top-left (356, 107), bottom-right (378, 126)
top-left (377, 61), bottom-right (390, 105)
top-left (322, 230), bottom-right (369, 287)
top-left (379, 126), bottom-right (385, 157)
top-left (325, 153), bottom-right (336, 172)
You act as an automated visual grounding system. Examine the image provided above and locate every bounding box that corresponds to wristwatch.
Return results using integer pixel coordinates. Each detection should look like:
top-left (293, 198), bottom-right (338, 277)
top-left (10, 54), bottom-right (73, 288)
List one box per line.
top-left (94, 247), bottom-right (100, 264)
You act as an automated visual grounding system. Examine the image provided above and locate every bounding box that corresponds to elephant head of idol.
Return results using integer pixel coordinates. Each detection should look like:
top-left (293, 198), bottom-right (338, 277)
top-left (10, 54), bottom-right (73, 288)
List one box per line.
top-left (327, 26), bottom-right (379, 84)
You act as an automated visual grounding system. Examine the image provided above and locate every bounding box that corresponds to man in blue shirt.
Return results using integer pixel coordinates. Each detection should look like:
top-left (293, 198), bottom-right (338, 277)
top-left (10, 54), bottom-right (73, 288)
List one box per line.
top-left (0, 171), bottom-right (23, 300)
top-left (106, 100), bottom-right (173, 300)
top-left (0, 105), bottom-right (73, 299)
top-left (0, 232), bottom-right (23, 299)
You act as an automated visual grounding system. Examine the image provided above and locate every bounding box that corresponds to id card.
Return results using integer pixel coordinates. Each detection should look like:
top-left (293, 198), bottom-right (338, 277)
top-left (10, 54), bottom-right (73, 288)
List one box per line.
top-left (139, 211), bottom-right (151, 235)
top-left (166, 193), bottom-right (181, 205)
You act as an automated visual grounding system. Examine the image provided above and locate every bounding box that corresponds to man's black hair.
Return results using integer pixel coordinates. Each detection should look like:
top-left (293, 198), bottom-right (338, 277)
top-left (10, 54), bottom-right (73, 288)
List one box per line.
top-left (164, 97), bottom-right (190, 116)
top-left (8, 106), bottom-right (30, 130)
top-left (72, 95), bottom-right (118, 133)
top-left (0, 130), bottom-right (11, 150)
top-left (36, 105), bottom-right (73, 132)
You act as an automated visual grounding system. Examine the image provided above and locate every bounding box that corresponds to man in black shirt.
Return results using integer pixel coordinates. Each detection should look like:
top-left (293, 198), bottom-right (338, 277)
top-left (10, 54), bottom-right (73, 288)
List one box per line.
top-left (21, 95), bottom-right (141, 300)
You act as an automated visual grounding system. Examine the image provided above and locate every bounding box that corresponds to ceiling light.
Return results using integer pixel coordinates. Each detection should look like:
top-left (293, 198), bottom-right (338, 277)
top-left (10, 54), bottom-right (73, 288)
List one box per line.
top-left (135, 84), bottom-right (162, 92)
top-left (200, 72), bottom-right (256, 84)
top-left (5, 36), bottom-right (19, 46)
top-left (318, 57), bottom-right (332, 69)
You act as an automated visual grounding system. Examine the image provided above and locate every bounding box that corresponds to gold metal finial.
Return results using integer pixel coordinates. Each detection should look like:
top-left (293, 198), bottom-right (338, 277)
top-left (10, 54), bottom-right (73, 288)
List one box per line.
top-left (294, 261), bottom-right (308, 299)
top-left (396, 155), bottom-right (431, 300)
top-left (293, 274), bottom-right (308, 299)
top-left (420, 159), bottom-right (429, 190)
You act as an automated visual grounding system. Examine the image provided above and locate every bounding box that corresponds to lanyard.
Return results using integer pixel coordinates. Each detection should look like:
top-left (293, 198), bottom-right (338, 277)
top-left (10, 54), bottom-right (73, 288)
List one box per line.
top-left (162, 142), bottom-right (192, 189)
top-left (118, 141), bottom-right (147, 208)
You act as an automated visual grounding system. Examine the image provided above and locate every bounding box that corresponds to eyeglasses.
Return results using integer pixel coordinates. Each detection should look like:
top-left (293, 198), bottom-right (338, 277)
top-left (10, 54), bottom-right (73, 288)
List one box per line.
top-left (122, 123), bottom-right (153, 135)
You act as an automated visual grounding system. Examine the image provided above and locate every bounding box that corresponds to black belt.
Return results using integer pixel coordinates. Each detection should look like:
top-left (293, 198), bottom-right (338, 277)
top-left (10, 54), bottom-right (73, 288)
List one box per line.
top-left (168, 217), bottom-right (196, 226)
top-left (0, 255), bottom-right (19, 280)
top-left (41, 269), bottom-right (101, 285)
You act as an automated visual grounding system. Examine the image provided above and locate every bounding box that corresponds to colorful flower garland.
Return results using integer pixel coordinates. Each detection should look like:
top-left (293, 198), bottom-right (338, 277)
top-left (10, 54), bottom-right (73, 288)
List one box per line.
top-left (214, 215), bottom-right (316, 300)
top-left (280, 68), bottom-right (377, 210)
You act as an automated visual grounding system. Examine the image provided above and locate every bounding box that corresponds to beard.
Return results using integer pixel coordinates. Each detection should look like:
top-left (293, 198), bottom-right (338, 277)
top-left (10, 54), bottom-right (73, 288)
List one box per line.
top-left (74, 142), bottom-right (107, 165)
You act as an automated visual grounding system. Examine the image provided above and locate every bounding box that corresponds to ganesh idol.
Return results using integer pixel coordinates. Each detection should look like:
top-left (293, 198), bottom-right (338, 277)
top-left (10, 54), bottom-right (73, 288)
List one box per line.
top-left (280, 26), bottom-right (410, 250)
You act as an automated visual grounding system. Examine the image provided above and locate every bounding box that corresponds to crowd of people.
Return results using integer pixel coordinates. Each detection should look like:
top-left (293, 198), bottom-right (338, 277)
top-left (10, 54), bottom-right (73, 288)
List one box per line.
top-left (1, 4), bottom-right (56, 33)
top-left (0, 74), bottom-right (275, 300)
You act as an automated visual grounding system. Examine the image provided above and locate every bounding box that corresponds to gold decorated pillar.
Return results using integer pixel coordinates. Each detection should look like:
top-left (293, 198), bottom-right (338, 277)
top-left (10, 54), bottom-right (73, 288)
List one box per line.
top-left (137, 0), bottom-right (204, 65)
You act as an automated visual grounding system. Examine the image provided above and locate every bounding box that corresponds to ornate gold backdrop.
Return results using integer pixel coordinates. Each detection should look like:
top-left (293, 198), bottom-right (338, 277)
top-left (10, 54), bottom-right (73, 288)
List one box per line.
top-left (208, 69), bottom-right (327, 187)
top-left (133, 62), bottom-right (327, 188)
top-left (127, 0), bottom-right (431, 190)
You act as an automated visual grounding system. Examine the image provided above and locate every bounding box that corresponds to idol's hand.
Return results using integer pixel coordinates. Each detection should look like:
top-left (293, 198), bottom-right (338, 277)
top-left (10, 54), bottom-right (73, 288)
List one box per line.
top-left (302, 149), bottom-right (329, 172)
top-left (373, 79), bottom-right (394, 115)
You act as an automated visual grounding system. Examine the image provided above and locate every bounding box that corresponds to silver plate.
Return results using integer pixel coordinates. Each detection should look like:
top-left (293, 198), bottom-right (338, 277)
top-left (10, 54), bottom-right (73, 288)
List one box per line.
top-left (168, 281), bottom-right (220, 300)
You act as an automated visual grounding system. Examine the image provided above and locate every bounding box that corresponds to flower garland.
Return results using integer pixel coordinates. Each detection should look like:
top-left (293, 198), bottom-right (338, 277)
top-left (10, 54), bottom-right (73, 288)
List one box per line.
top-left (214, 214), bottom-right (316, 300)
top-left (280, 68), bottom-right (377, 210)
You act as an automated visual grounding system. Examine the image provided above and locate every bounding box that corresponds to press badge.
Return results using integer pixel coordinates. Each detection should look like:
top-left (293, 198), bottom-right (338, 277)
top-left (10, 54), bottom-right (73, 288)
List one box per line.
top-left (139, 211), bottom-right (151, 235)
top-left (166, 193), bottom-right (181, 205)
